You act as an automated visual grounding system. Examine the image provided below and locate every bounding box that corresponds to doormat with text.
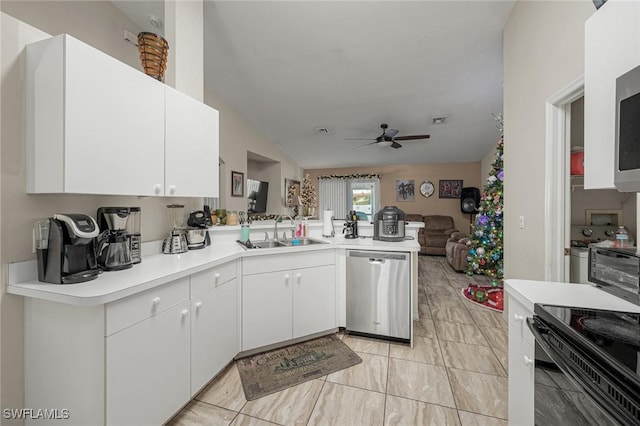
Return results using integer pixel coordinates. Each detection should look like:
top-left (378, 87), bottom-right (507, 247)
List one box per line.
top-left (236, 334), bottom-right (362, 400)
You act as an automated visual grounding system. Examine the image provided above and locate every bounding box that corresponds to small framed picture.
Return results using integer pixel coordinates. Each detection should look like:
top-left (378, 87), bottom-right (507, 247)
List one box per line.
top-left (231, 171), bottom-right (244, 197)
top-left (285, 178), bottom-right (301, 206)
top-left (396, 180), bottom-right (415, 201)
top-left (439, 180), bottom-right (463, 198)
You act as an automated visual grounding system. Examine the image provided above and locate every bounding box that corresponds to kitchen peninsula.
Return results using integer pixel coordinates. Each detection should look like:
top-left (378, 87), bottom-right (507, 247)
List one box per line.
top-left (7, 221), bottom-right (422, 426)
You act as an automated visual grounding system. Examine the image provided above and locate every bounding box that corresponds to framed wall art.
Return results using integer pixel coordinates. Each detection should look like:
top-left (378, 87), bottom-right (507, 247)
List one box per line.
top-left (285, 178), bottom-right (300, 206)
top-left (396, 180), bottom-right (415, 201)
top-left (231, 171), bottom-right (244, 197)
top-left (438, 180), bottom-right (463, 198)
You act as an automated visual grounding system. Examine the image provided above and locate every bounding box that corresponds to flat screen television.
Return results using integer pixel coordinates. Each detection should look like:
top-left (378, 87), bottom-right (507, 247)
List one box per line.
top-left (247, 179), bottom-right (269, 213)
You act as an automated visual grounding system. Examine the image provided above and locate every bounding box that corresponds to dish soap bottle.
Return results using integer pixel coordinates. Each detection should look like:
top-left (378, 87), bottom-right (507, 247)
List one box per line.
top-left (615, 226), bottom-right (630, 248)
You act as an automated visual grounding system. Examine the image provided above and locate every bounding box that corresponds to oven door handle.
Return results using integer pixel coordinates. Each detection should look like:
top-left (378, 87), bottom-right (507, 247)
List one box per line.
top-left (526, 317), bottom-right (600, 399)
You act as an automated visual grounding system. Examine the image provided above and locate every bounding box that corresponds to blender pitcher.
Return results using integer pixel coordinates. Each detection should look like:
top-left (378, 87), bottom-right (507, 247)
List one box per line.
top-left (167, 204), bottom-right (186, 230)
top-left (163, 205), bottom-right (188, 254)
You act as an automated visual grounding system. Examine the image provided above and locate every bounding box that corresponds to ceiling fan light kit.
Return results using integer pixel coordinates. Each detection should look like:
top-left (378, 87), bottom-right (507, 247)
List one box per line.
top-left (348, 123), bottom-right (431, 150)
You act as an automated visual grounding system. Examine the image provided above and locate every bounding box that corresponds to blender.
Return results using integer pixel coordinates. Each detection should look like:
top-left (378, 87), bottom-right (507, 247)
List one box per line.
top-left (162, 204), bottom-right (188, 254)
top-left (126, 207), bottom-right (142, 264)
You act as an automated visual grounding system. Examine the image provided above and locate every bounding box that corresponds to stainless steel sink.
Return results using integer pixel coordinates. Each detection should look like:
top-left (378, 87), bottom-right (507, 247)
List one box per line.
top-left (281, 237), bottom-right (329, 246)
top-left (238, 237), bottom-right (328, 249)
top-left (249, 240), bottom-right (287, 249)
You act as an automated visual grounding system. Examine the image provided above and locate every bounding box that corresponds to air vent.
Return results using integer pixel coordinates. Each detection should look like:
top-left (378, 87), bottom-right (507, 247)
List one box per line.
top-left (432, 116), bottom-right (447, 125)
top-left (315, 127), bottom-right (330, 134)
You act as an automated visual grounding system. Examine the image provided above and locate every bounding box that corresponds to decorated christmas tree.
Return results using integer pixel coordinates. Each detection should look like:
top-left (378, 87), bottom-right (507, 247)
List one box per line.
top-left (466, 136), bottom-right (504, 286)
top-left (299, 174), bottom-right (318, 216)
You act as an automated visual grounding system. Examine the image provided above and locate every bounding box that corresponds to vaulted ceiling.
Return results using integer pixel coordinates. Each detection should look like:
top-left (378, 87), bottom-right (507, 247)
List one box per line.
top-left (114, 1), bottom-right (514, 168)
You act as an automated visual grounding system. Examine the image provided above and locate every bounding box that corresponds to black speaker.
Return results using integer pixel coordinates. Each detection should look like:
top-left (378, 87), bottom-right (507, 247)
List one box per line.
top-left (461, 187), bottom-right (480, 214)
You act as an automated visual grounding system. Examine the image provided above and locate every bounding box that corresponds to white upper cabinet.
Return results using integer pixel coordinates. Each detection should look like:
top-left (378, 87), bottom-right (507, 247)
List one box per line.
top-left (584, 0), bottom-right (640, 189)
top-left (165, 86), bottom-right (219, 197)
top-left (26, 34), bottom-right (219, 197)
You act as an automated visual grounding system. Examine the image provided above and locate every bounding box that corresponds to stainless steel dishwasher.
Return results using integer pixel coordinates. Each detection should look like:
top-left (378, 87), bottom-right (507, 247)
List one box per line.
top-left (346, 250), bottom-right (411, 342)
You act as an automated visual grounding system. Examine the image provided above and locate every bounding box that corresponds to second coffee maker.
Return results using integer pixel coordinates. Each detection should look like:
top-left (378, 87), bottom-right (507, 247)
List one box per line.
top-left (97, 207), bottom-right (133, 271)
top-left (343, 210), bottom-right (359, 239)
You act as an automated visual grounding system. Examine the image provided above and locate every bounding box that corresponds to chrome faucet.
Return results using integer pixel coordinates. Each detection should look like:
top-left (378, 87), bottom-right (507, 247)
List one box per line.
top-left (274, 215), bottom-right (295, 240)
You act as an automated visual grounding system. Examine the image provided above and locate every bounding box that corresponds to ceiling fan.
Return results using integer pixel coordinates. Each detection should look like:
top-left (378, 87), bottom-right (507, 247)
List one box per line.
top-left (346, 123), bottom-right (430, 149)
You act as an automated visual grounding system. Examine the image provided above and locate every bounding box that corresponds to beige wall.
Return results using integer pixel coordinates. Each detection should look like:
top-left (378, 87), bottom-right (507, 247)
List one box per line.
top-left (207, 88), bottom-right (301, 214)
top-left (305, 162), bottom-right (482, 234)
top-left (503, 0), bottom-right (594, 280)
top-left (0, 1), bottom-right (298, 414)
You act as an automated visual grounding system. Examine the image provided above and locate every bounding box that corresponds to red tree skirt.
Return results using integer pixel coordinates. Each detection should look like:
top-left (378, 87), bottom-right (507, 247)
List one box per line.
top-left (461, 284), bottom-right (504, 312)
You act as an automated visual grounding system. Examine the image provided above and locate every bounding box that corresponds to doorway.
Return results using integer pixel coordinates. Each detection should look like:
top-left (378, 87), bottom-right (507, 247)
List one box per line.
top-left (544, 77), bottom-right (584, 282)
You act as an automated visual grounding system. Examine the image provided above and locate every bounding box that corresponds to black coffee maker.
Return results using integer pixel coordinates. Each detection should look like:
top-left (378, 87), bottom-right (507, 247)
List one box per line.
top-left (35, 214), bottom-right (100, 284)
top-left (96, 207), bottom-right (133, 271)
top-left (343, 210), bottom-right (359, 239)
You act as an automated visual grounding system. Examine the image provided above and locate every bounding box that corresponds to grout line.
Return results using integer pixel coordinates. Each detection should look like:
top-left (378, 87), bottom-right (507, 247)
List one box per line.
top-left (305, 375), bottom-right (327, 425)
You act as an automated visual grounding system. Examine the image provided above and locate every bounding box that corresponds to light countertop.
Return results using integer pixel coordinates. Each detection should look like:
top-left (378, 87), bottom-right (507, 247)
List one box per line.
top-left (505, 279), bottom-right (640, 313)
top-left (7, 234), bottom-right (419, 306)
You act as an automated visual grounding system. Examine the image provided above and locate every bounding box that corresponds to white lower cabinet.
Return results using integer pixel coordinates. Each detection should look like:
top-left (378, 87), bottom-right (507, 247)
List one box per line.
top-left (242, 251), bottom-right (337, 351)
top-left (293, 265), bottom-right (336, 338)
top-left (243, 270), bottom-right (294, 350)
top-left (507, 294), bottom-right (536, 425)
top-left (23, 261), bottom-right (241, 426)
top-left (106, 301), bottom-right (191, 426)
top-left (190, 267), bottom-right (239, 394)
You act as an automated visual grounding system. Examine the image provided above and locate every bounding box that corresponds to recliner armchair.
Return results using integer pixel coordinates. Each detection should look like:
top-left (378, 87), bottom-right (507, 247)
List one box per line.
top-left (446, 232), bottom-right (470, 271)
top-left (420, 215), bottom-right (458, 255)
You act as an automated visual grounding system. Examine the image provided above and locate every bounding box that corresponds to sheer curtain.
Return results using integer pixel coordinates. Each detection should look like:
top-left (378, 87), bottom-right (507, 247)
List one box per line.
top-left (318, 178), bottom-right (347, 219)
top-left (318, 176), bottom-right (381, 220)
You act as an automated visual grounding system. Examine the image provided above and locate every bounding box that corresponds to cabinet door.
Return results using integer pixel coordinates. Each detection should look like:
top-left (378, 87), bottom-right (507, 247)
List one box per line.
top-left (293, 265), bottom-right (336, 338)
top-left (507, 295), bottom-right (535, 425)
top-left (191, 278), bottom-right (238, 395)
top-left (165, 86), bottom-right (219, 197)
top-left (242, 271), bottom-right (292, 350)
top-left (508, 332), bottom-right (535, 425)
top-left (106, 301), bottom-right (190, 426)
top-left (64, 35), bottom-right (165, 196)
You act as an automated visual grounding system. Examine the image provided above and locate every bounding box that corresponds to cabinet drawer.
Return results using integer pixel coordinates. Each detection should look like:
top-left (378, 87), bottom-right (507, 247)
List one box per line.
top-left (191, 261), bottom-right (237, 297)
top-left (106, 278), bottom-right (189, 336)
top-left (507, 295), bottom-right (533, 340)
top-left (243, 249), bottom-right (335, 275)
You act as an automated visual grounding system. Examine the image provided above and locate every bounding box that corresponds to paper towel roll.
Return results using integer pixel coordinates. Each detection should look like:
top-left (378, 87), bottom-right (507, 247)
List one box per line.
top-left (322, 210), bottom-right (334, 237)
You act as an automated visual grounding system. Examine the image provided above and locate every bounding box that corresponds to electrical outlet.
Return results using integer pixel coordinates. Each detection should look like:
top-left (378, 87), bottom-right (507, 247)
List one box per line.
top-left (519, 215), bottom-right (525, 229)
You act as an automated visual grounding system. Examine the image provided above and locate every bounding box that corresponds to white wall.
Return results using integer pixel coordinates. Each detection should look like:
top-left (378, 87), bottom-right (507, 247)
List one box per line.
top-left (503, 0), bottom-right (595, 280)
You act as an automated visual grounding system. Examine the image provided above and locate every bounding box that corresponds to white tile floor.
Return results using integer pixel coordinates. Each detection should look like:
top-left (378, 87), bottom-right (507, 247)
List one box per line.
top-left (168, 256), bottom-right (508, 426)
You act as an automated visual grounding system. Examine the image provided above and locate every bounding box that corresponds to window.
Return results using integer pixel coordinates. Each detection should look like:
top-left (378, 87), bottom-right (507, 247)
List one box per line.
top-left (319, 176), bottom-right (380, 220)
top-left (348, 179), bottom-right (379, 221)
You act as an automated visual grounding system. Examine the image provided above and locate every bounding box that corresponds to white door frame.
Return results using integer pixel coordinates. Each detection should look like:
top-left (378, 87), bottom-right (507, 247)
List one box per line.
top-left (544, 76), bottom-right (584, 282)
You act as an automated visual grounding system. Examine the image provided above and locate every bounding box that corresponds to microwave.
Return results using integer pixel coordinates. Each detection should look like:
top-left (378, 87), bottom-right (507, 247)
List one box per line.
top-left (615, 64), bottom-right (640, 192)
top-left (589, 246), bottom-right (640, 305)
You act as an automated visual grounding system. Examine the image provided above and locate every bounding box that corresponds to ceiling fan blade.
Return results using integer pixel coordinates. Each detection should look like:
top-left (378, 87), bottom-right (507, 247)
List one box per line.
top-left (355, 141), bottom-right (378, 149)
top-left (390, 141), bottom-right (402, 149)
top-left (344, 138), bottom-right (376, 141)
top-left (394, 134), bottom-right (431, 141)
